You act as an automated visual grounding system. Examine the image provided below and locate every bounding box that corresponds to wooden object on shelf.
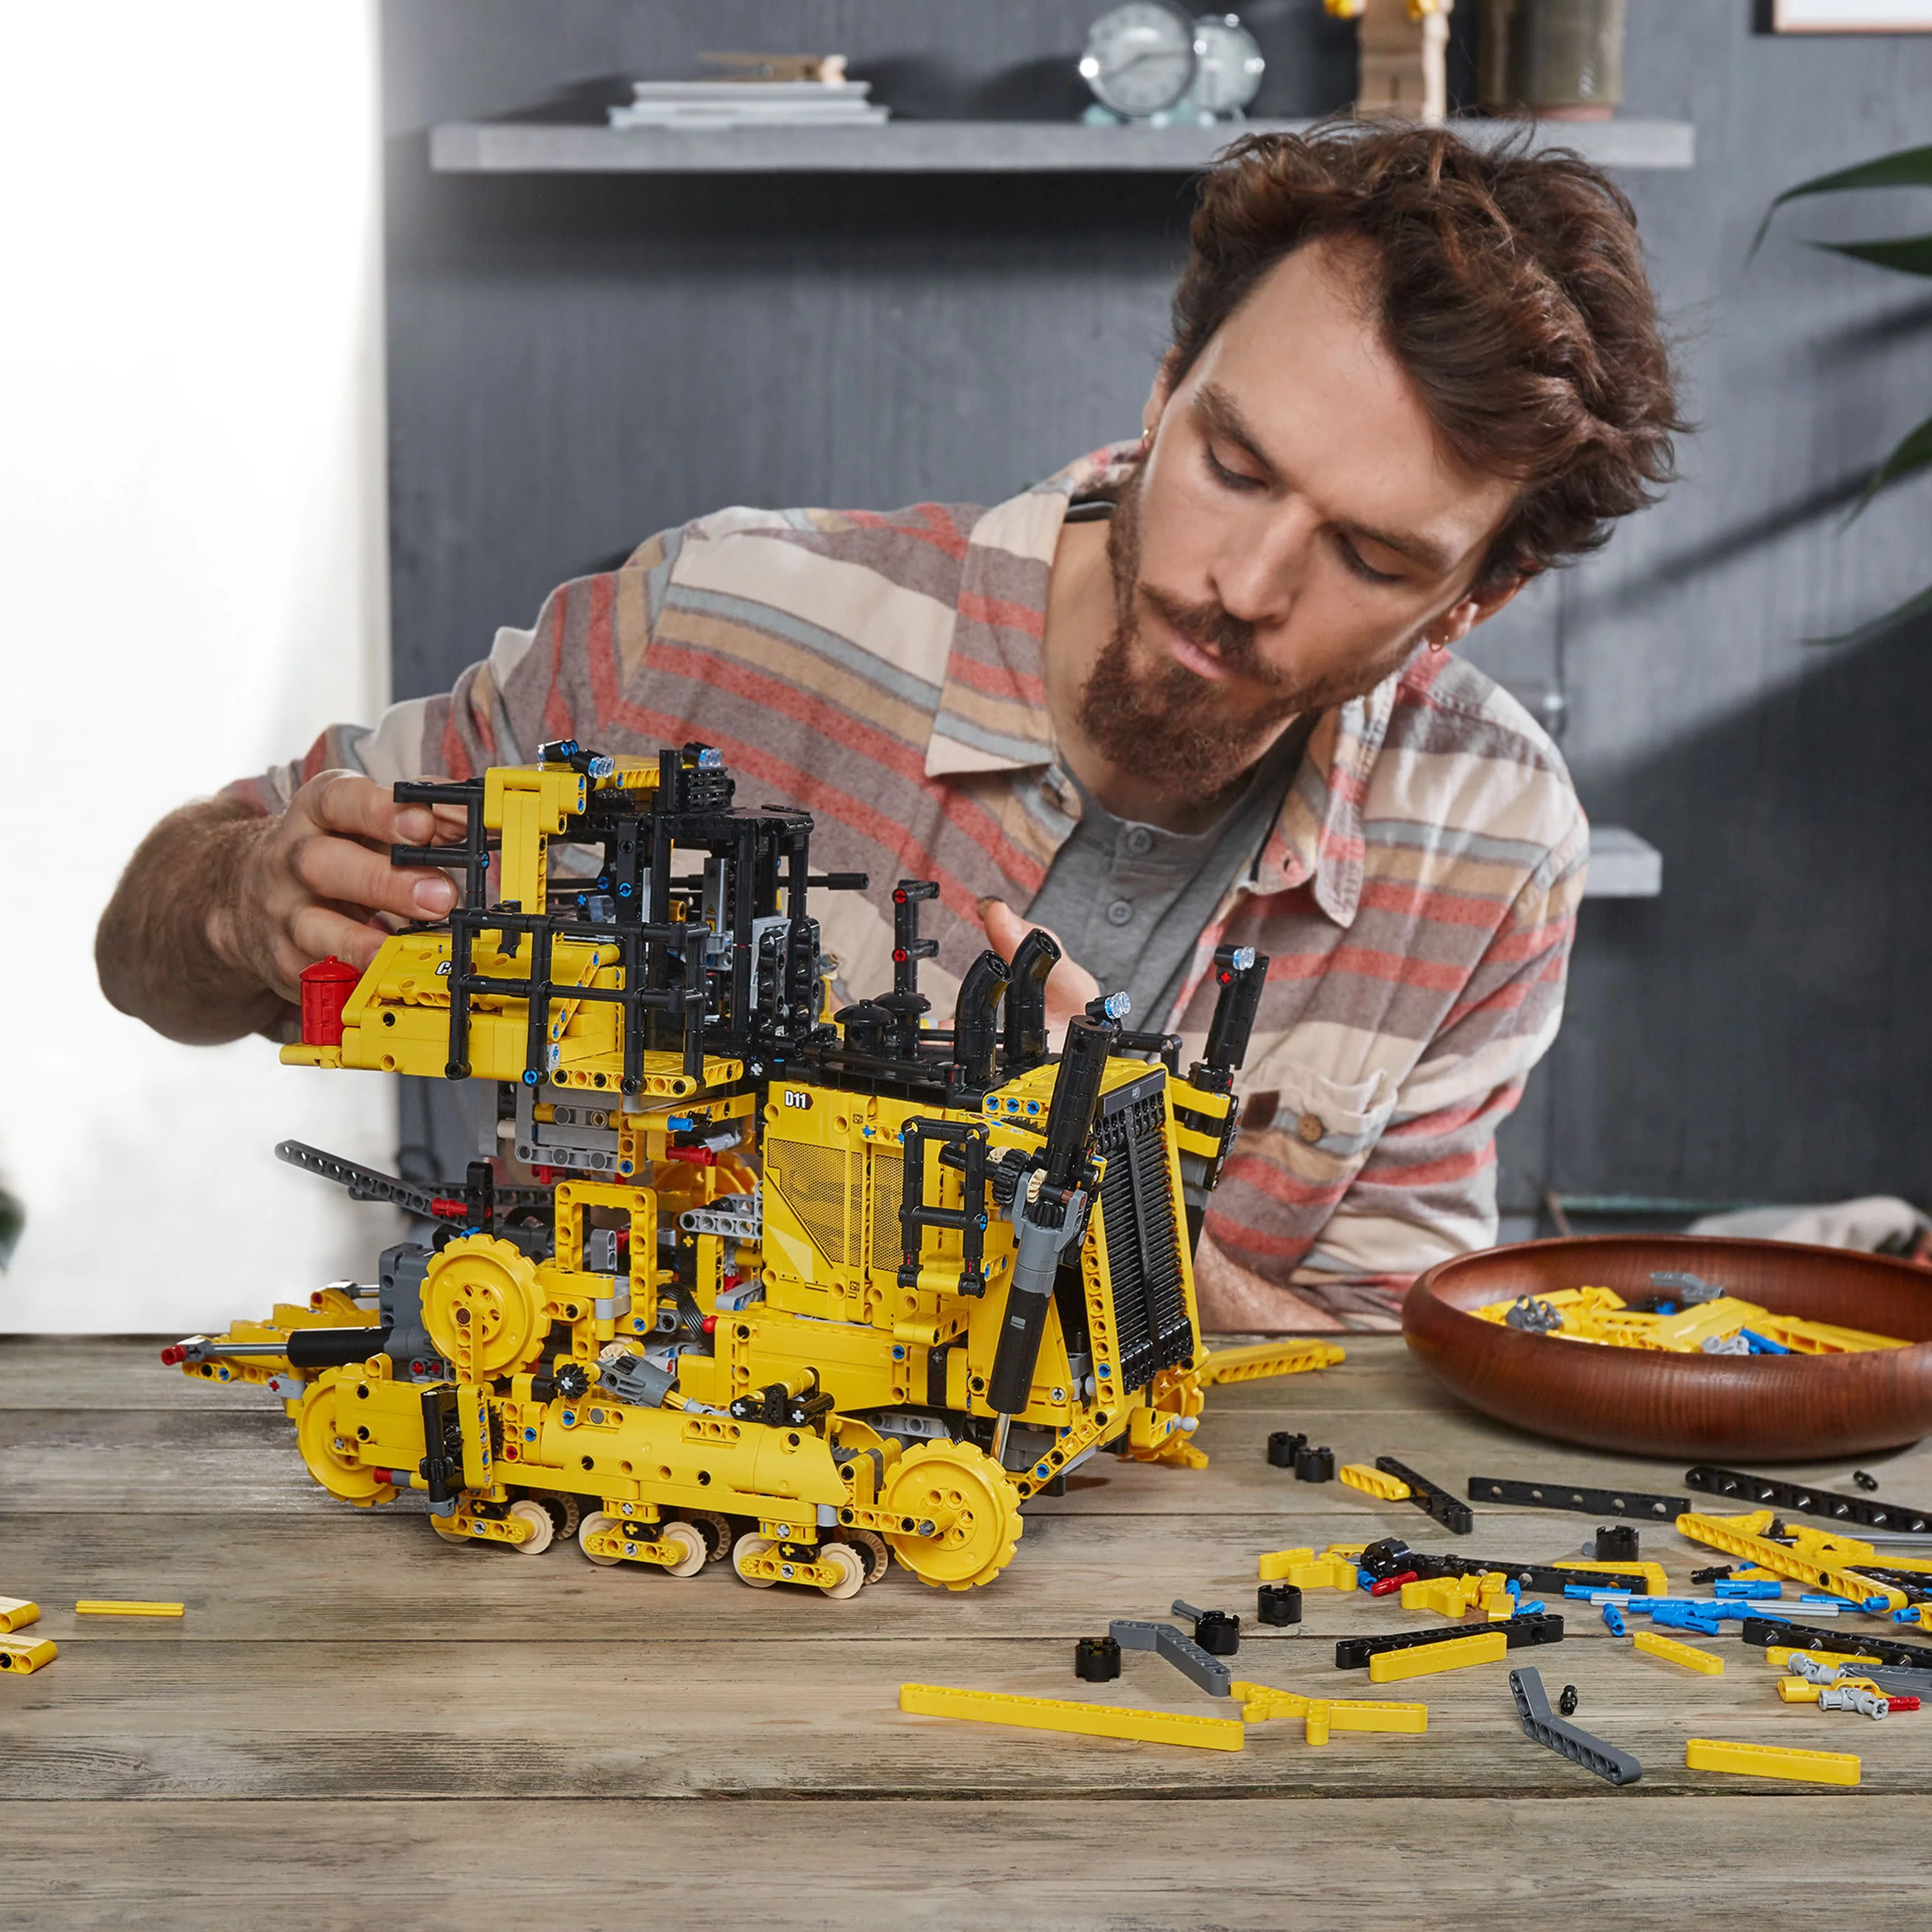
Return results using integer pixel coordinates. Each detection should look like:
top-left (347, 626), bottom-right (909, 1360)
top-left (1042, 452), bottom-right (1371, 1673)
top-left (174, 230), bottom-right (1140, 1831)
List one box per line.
top-left (1331, 0), bottom-right (1455, 126)
top-left (1403, 1235), bottom-right (1932, 1459)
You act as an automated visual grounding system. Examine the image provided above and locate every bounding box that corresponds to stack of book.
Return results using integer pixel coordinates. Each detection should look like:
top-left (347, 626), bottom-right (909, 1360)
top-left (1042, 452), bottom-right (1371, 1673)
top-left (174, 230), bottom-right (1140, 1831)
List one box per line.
top-left (608, 81), bottom-right (887, 131)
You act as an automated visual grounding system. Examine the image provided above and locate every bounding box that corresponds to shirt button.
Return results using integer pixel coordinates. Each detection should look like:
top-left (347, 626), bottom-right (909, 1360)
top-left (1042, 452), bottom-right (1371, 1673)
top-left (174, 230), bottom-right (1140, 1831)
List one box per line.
top-left (1296, 1113), bottom-right (1325, 1146)
top-left (1124, 826), bottom-right (1154, 858)
top-left (1106, 900), bottom-right (1134, 927)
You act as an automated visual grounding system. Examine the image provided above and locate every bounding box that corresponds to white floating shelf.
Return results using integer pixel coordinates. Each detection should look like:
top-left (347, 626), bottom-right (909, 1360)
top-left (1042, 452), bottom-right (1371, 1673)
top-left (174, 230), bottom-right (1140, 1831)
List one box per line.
top-left (1584, 825), bottom-right (1662, 900)
top-left (430, 117), bottom-right (1695, 176)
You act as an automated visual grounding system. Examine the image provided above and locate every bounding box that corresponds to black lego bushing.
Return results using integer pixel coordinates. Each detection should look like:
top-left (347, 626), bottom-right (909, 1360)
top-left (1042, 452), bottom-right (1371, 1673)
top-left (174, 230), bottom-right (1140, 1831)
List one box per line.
top-left (1258, 1584), bottom-right (1303, 1626)
top-left (1294, 1444), bottom-right (1336, 1483)
top-left (1356, 1537), bottom-right (1414, 1582)
top-left (1074, 1634), bottom-right (1122, 1683)
top-left (1267, 1430), bottom-right (1308, 1469)
top-left (1592, 1524), bottom-right (1640, 1564)
top-left (1192, 1609), bottom-right (1241, 1656)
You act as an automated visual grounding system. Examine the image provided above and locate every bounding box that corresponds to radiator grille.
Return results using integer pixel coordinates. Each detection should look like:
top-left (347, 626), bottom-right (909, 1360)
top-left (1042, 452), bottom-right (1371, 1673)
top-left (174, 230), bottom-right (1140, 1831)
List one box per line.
top-left (1095, 1092), bottom-right (1191, 1392)
top-left (869, 1149), bottom-right (904, 1274)
top-left (769, 1141), bottom-right (858, 1269)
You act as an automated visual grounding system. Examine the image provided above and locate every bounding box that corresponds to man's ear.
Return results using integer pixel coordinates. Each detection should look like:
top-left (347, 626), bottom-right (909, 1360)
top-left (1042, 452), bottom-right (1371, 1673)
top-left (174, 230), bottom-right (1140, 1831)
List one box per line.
top-left (1435, 567), bottom-right (1538, 647)
top-left (1143, 349), bottom-right (1183, 439)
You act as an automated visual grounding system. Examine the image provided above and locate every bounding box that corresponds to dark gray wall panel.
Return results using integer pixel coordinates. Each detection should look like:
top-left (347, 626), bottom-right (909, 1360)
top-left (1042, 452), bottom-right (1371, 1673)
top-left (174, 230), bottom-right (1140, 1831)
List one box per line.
top-left (381, 0), bottom-right (1932, 1211)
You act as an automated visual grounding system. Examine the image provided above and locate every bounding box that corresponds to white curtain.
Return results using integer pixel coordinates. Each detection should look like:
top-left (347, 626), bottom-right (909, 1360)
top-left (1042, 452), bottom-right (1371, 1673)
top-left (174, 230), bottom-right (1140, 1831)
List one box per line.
top-left (0, 3), bottom-right (397, 1331)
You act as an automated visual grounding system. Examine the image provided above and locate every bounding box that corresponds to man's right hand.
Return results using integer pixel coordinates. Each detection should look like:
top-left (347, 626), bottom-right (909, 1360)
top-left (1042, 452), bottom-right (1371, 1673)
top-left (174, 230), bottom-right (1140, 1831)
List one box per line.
top-left (209, 771), bottom-right (468, 1005)
top-left (96, 770), bottom-right (470, 1045)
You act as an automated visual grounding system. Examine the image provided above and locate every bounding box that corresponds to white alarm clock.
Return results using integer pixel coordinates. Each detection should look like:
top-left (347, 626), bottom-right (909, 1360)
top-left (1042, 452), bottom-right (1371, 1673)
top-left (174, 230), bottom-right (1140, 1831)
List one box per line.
top-left (1185, 14), bottom-right (1265, 118)
top-left (1079, 3), bottom-right (1198, 119)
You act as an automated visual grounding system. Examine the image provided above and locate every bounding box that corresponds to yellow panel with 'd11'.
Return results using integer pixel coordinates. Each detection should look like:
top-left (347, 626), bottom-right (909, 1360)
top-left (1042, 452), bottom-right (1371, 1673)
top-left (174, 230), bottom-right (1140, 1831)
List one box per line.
top-left (165, 742), bottom-right (1342, 1596)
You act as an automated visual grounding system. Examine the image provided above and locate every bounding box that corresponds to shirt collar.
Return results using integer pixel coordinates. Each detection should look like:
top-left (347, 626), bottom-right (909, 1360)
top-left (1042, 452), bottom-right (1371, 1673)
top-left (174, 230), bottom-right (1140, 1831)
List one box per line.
top-left (923, 440), bottom-right (1396, 929)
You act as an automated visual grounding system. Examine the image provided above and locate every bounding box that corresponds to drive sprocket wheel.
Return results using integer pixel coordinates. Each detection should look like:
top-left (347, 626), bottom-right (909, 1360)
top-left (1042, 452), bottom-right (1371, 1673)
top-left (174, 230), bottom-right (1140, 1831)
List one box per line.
top-left (878, 1439), bottom-right (1023, 1591)
top-left (421, 1233), bottom-right (550, 1379)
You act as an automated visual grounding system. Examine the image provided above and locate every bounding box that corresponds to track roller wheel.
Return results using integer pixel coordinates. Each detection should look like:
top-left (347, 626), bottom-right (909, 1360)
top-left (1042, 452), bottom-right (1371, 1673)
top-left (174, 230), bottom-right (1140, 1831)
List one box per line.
top-left (830, 1526), bottom-right (890, 1582)
top-left (658, 1521), bottom-right (708, 1578)
top-left (533, 1492), bottom-right (582, 1539)
top-left (817, 1541), bottom-right (866, 1600)
top-left (507, 1499), bottom-right (554, 1554)
top-left (579, 1510), bottom-right (621, 1565)
top-left (680, 1509), bottom-right (735, 1562)
top-left (733, 1531), bottom-right (779, 1586)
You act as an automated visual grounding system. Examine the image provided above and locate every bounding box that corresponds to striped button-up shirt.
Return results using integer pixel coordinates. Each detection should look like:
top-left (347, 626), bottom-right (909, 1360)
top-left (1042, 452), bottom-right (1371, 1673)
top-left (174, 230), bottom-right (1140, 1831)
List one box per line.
top-left (234, 444), bottom-right (1586, 1331)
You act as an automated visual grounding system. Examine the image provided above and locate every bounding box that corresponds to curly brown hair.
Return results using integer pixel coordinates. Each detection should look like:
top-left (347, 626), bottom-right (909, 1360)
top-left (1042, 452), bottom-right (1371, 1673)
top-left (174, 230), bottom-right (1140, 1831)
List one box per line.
top-left (1170, 122), bottom-right (1685, 590)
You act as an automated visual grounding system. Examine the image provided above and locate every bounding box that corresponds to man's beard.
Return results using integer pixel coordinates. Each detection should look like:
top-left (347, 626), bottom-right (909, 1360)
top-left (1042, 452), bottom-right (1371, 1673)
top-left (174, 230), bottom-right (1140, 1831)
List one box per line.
top-left (1075, 462), bottom-right (1414, 804)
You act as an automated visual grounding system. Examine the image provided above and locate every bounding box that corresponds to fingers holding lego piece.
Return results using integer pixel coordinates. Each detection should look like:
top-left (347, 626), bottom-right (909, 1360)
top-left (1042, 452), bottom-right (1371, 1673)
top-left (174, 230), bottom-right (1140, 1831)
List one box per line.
top-left (978, 898), bottom-right (1102, 1040)
top-left (211, 770), bottom-right (466, 1003)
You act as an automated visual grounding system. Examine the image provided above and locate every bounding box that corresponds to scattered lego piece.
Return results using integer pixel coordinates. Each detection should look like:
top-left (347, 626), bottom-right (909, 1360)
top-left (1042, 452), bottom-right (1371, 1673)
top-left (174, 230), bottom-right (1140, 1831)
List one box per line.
top-left (1374, 1456), bottom-right (1473, 1536)
top-left (1467, 1475), bottom-right (1688, 1522)
top-left (1294, 1444), bottom-right (1336, 1483)
top-left (1256, 1584), bottom-right (1302, 1626)
top-left (1632, 1629), bottom-right (1725, 1676)
top-left (1368, 1569), bottom-right (1417, 1598)
top-left (1510, 1667), bottom-right (1642, 1786)
top-left (1818, 1683), bottom-right (1891, 1718)
top-left (1587, 1524), bottom-right (1642, 1564)
top-left (0, 1636), bottom-right (58, 1675)
top-left (0, 1598), bottom-right (40, 1636)
top-left (1402, 1572), bottom-right (1496, 1618)
top-left (1555, 1558), bottom-right (1671, 1596)
top-left (1558, 1683), bottom-right (1578, 1716)
top-left (1685, 1737), bottom-right (1859, 1786)
top-left (1258, 1548), bottom-right (1358, 1591)
top-left (1676, 1511), bottom-right (1906, 1613)
top-left (900, 1683), bottom-right (1244, 1751)
top-left (1112, 1619), bottom-right (1233, 1698)
top-left (1745, 1618), bottom-right (1932, 1671)
top-left (73, 1600), bottom-right (184, 1618)
top-left (1860, 1664), bottom-right (1932, 1699)
top-left (1368, 1628), bottom-right (1507, 1683)
top-left (1714, 1578), bottom-right (1783, 1599)
top-left (1231, 1680), bottom-right (1428, 1745)
top-left (1690, 1565), bottom-right (1734, 1586)
top-left (1602, 1604), bottom-right (1627, 1635)
top-left (1766, 1642), bottom-right (1887, 1672)
top-left (1853, 1470), bottom-right (1880, 1493)
top-left (1684, 1465), bottom-right (1931, 1536)
top-left (1340, 1463), bottom-right (1411, 1501)
top-left (1336, 1609), bottom-right (1562, 1670)
top-left (1075, 1635), bottom-right (1121, 1683)
top-left (1172, 1598), bottom-right (1240, 1655)
top-left (1266, 1430), bottom-right (1307, 1469)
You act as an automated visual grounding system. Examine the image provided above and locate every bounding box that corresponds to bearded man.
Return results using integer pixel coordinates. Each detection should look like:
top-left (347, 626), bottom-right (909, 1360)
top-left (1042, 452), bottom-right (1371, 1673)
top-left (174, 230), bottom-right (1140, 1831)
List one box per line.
top-left (97, 124), bottom-right (1683, 1332)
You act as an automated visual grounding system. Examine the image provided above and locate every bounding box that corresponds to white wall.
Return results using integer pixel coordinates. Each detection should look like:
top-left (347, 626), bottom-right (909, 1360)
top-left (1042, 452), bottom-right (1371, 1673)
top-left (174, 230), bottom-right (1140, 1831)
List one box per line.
top-left (0, 3), bottom-right (399, 1331)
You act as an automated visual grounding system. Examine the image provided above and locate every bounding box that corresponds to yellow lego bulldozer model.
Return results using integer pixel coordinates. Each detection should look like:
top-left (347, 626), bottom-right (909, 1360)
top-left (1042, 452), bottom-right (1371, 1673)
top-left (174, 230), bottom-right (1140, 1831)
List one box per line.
top-left (166, 741), bottom-right (1340, 1594)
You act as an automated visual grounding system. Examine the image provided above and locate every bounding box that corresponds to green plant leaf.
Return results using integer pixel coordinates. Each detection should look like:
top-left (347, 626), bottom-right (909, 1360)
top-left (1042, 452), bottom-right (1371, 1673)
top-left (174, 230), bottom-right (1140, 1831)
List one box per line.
top-left (1751, 142), bottom-right (1932, 258)
top-left (1812, 233), bottom-right (1932, 278)
top-left (1845, 409), bottom-right (1932, 524)
top-left (1803, 579), bottom-right (1932, 647)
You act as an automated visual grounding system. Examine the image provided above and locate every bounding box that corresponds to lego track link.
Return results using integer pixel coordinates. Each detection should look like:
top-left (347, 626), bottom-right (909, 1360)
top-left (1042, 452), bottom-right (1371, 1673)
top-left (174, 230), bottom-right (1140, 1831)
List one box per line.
top-left (167, 741), bottom-right (1343, 1596)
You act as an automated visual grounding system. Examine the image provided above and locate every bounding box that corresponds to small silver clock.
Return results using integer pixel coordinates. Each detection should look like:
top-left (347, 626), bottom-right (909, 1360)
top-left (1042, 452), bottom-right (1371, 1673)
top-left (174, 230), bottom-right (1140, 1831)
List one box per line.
top-left (1184, 14), bottom-right (1265, 118)
top-left (1079, 3), bottom-right (1198, 120)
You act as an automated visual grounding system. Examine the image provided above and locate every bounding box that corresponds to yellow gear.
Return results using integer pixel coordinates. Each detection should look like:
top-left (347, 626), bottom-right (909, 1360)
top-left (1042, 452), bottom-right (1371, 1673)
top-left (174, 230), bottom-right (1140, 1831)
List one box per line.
top-left (880, 1439), bottom-right (1023, 1592)
top-left (296, 1376), bottom-right (395, 1506)
top-left (421, 1233), bottom-right (550, 1379)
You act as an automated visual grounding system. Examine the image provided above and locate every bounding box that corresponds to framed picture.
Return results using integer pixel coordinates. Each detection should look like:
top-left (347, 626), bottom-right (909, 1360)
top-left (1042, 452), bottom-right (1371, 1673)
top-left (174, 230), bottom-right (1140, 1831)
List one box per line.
top-left (1774, 0), bottom-right (1932, 27)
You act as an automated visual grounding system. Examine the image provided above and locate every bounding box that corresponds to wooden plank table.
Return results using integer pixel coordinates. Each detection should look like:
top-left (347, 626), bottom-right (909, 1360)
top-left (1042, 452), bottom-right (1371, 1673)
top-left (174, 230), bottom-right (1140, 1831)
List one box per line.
top-left (5, 1332), bottom-right (1931, 1927)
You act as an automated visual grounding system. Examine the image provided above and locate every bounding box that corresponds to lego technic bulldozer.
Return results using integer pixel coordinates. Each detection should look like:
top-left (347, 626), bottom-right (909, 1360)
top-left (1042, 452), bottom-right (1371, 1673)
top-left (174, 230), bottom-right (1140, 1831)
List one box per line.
top-left (167, 741), bottom-right (1341, 1595)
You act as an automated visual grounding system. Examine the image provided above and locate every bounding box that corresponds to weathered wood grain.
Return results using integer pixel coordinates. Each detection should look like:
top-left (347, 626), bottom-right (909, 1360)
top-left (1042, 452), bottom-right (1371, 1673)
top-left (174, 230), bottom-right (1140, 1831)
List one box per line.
top-left (3, 1625), bottom-right (1929, 1801)
top-left (6, 1796), bottom-right (1931, 1932)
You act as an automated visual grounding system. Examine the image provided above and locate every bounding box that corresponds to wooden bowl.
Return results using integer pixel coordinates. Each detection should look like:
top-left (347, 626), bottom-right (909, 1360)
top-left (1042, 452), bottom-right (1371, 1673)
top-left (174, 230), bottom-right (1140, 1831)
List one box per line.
top-left (1403, 1235), bottom-right (1932, 1461)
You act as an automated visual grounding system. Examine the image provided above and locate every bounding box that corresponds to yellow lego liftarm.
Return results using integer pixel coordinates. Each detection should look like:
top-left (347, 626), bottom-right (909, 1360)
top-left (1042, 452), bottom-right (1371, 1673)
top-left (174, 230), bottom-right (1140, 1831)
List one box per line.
top-left (1368, 1629), bottom-right (1508, 1683)
top-left (1686, 1738), bottom-right (1860, 1786)
top-left (899, 1683), bottom-right (1244, 1751)
top-left (1631, 1629), bottom-right (1724, 1675)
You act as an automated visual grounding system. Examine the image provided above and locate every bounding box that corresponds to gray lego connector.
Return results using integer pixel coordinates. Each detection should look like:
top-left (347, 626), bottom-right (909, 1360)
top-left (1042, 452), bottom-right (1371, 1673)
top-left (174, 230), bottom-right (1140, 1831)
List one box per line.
top-left (1509, 1667), bottom-right (1642, 1786)
top-left (1109, 1619), bottom-right (1233, 1698)
top-left (1818, 1684), bottom-right (1890, 1718)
